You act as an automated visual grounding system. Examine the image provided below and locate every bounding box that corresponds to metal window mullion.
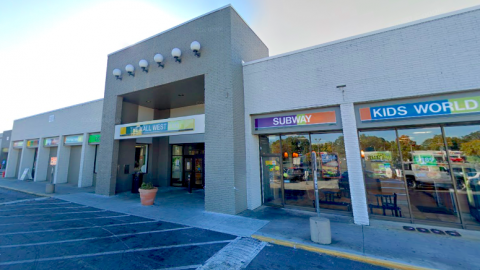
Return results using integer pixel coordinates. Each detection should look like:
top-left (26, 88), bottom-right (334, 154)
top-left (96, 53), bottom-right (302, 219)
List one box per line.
top-left (441, 126), bottom-right (466, 228)
top-left (280, 135), bottom-right (285, 207)
top-left (395, 128), bottom-right (415, 224)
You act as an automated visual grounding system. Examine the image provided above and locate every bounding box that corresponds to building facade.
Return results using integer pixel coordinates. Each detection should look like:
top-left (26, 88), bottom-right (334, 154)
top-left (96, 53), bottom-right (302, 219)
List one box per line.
top-left (243, 6), bottom-right (480, 229)
top-left (5, 99), bottom-right (103, 186)
top-left (3, 5), bottom-right (480, 230)
top-left (95, 6), bottom-right (268, 215)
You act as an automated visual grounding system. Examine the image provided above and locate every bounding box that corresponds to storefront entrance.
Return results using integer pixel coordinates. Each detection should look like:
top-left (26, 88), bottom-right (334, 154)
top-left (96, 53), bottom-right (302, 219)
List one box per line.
top-left (171, 143), bottom-right (205, 190)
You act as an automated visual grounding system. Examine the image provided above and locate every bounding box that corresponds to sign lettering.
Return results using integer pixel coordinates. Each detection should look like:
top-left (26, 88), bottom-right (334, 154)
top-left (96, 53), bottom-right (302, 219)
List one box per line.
top-left (360, 96), bottom-right (480, 122)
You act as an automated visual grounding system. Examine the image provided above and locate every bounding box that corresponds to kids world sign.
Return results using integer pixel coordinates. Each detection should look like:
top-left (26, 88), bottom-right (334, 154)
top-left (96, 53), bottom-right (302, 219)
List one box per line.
top-left (360, 96), bottom-right (480, 122)
top-left (255, 111), bottom-right (336, 130)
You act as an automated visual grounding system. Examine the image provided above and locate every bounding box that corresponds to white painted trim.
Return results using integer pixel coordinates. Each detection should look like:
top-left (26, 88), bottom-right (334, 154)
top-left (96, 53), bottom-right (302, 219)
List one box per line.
top-left (243, 5), bottom-right (480, 66)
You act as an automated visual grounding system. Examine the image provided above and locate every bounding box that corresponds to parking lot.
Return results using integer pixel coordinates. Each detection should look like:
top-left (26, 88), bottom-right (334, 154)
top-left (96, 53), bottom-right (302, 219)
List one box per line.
top-left (0, 196), bottom-right (237, 270)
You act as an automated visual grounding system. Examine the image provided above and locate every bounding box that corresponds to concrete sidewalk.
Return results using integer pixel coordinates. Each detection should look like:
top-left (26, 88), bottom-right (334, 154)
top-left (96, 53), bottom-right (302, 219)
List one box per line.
top-left (0, 177), bottom-right (95, 196)
top-left (240, 206), bottom-right (480, 270)
top-left (54, 187), bottom-right (269, 238)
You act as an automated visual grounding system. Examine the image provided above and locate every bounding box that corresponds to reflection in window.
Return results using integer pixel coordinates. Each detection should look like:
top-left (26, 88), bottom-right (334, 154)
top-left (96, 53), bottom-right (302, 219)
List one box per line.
top-left (359, 130), bottom-right (409, 218)
top-left (134, 145), bottom-right (148, 173)
top-left (397, 127), bottom-right (459, 224)
top-left (282, 134), bottom-right (312, 208)
top-left (311, 133), bottom-right (351, 212)
top-left (444, 125), bottom-right (480, 226)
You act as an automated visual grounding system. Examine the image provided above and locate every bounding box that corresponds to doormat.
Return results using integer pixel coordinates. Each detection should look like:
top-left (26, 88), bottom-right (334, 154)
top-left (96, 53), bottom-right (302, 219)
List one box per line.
top-left (431, 229), bottom-right (446, 235)
top-left (445, 231), bottom-right (461, 237)
top-left (416, 227), bottom-right (430, 233)
top-left (402, 227), bottom-right (461, 237)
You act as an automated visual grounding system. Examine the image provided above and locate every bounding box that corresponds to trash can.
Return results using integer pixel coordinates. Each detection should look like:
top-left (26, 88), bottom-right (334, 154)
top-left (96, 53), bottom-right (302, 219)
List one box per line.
top-left (132, 172), bottom-right (144, 193)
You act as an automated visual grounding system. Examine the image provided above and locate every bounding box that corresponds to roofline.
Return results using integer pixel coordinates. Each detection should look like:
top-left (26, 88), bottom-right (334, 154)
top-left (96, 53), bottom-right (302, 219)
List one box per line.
top-left (243, 4), bottom-right (480, 66)
top-left (108, 4), bottom-right (232, 56)
top-left (14, 98), bottom-right (104, 122)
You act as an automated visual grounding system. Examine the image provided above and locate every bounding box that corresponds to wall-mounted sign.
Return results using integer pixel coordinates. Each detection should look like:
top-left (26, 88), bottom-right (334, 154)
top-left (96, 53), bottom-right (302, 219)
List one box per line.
top-left (2, 148), bottom-right (8, 153)
top-left (120, 119), bottom-right (194, 137)
top-left (115, 114), bottom-right (205, 140)
top-left (88, 134), bottom-right (101, 144)
top-left (65, 135), bottom-right (84, 145)
top-left (26, 139), bottom-right (39, 148)
top-left (359, 96), bottom-right (480, 122)
top-left (50, 157), bottom-right (57, 166)
top-left (255, 111), bottom-right (336, 130)
top-left (13, 141), bottom-right (24, 148)
top-left (44, 137), bottom-right (59, 147)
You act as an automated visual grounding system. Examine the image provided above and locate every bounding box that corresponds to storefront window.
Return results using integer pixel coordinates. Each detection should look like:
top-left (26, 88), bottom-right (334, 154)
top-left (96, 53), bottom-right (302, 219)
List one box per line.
top-left (171, 145), bottom-right (183, 186)
top-left (359, 130), bottom-right (410, 218)
top-left (281, 134), bottom-right (312, 208)
top-left (444, 125), bottom-right (480, 226)
top-left (398, 127), bottom-right (460, 224)
top-left (311, 133), bottom-right (351, 212)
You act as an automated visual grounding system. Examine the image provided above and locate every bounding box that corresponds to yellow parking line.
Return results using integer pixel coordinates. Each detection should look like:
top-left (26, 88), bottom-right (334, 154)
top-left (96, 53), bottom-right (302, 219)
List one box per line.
top-left (251, 235), bottom-right (434, 270)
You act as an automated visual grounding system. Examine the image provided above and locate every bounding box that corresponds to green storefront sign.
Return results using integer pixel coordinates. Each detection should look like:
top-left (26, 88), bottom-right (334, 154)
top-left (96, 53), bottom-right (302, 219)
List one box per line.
top-left (88, 134), bottom-right (101, 144)
top-left (413, 154), bottom-right (437, 166)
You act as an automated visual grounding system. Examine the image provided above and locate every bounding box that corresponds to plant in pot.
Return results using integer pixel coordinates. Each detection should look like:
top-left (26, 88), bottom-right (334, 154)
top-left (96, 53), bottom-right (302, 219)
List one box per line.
top-left (139, 182), bottom-right (158, 206)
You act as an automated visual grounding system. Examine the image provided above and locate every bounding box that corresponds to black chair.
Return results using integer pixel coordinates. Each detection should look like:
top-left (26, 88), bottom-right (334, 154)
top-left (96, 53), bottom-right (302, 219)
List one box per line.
top-left (313, 191), bottom-right (351, 211)
top-left (368, 193), bottom-right (402, 217)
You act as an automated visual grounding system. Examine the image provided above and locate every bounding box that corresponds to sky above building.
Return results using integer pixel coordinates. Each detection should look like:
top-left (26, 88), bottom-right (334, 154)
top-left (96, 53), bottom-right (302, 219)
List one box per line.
top-left (1, 0), bottom-right (480, 131)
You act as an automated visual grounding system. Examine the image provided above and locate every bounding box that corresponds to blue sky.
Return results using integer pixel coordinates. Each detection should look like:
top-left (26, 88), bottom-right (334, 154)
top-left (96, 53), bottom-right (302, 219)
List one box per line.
top-left (1, 0), bottom-right (480, 132)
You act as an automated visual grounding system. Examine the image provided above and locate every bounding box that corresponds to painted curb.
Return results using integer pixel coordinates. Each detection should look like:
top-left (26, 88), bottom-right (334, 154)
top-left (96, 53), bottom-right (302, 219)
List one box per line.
top-left (251, 235), bottom-right (434, 270)
top-left (0, 185), bottom-right (50, 198)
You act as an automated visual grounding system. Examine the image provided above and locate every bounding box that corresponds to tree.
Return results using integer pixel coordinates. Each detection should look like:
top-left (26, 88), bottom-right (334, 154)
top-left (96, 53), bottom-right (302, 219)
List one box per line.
top-left (460, 139), bottom-right (480, 156)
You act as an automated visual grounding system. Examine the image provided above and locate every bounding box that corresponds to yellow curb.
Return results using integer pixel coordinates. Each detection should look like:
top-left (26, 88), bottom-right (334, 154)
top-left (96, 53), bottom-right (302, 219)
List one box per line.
top-left (252, 235), bottom-right (434, 270)
top-left (0, 185), bottom-right (50, 198)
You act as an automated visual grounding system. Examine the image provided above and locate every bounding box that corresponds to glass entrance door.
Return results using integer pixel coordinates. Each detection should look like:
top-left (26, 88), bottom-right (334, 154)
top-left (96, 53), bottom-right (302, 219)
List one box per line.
top-left (183, 156), bottom-right (204, 190)
top-left (397, 127), bottom-right (460, 224)
top-left (261, 156), bottom-right (283, 206)
top-left (444, 125), bottom-right (480, 227)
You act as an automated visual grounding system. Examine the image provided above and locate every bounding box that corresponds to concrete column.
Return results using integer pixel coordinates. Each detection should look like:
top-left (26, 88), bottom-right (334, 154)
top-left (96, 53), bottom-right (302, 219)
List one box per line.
top-left (54, 136), bottom-right (70, 184)
top-left (34, 138), bottom-right (49, 182)
top-left (340, 103), bottom-right (369, 225)
top-left (96, 96), bottom-right (123, 195)
top-left (5, 142), bottom-right (19, 178)
top-left (78, 133), bottom-right (95, 187)
top-left (18, 140), bottom-right (35, 180)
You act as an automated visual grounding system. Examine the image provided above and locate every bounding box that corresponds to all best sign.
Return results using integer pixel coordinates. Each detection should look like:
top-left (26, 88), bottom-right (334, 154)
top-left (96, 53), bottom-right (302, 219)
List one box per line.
top-left (360, 96), bottom-right (480, 122)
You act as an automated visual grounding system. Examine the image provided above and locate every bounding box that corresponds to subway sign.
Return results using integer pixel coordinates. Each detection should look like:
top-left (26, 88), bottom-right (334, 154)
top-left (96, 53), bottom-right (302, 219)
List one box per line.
top-left (255, 111), bottom-right (336, 130)
top-left (360, 96), bottom-right (480, 122)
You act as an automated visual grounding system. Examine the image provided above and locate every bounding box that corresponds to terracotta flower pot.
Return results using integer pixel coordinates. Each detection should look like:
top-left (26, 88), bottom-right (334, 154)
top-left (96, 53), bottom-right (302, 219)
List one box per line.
top-left (139, 187), bottom-right (158, 206)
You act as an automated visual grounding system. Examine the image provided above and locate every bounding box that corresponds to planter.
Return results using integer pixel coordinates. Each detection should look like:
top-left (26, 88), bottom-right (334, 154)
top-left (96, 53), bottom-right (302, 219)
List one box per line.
top-left (139, 187), bottom-right (158, 206)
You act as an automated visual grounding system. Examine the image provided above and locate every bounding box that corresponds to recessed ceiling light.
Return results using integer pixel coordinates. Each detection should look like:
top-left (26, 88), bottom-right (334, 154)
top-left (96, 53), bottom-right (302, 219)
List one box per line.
top-left (178, 94), bottom-right (184, 97)
top-left (146, 100), bottom-right (151, 103)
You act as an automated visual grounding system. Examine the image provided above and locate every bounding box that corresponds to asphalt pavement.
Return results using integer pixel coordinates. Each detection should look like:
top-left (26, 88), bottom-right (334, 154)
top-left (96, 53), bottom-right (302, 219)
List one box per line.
top-left (0, 186), bottom-right (39, 203)
top-left (0, 188), bottom-right (389, 269)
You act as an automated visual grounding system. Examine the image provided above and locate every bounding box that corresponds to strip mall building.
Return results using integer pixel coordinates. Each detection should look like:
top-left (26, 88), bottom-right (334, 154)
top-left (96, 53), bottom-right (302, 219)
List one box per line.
top-left (4, 5), bottom-right (480, 230)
